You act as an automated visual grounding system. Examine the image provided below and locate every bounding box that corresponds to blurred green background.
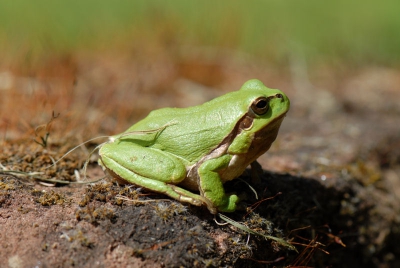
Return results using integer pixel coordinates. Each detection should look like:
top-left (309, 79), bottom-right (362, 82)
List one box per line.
top-left (1, 0), bottom-right (399, 66)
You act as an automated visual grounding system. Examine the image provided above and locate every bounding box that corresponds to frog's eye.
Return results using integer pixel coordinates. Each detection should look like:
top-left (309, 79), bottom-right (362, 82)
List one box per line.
top-left (251, 97), bottom-right (269, 115)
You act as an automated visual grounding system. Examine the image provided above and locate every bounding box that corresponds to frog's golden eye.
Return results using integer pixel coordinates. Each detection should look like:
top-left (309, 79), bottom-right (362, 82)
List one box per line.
top-left (251, 97), bottom-right (269, 115)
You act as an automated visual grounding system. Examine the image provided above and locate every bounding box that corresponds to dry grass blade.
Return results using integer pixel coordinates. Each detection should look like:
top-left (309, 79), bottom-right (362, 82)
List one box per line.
top-left (218, 213), bottom-right (297, 251)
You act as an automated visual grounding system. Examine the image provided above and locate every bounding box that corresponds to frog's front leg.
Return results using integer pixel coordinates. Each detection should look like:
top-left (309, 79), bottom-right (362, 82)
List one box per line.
top-left (198, 155), bottom-right (239, 213)
top-left (99, 141), bottom-right (208, 207)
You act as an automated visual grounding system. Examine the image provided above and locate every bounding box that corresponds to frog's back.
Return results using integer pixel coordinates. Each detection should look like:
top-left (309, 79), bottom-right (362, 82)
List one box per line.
top-left (126, 91), bottom-right (249, 164)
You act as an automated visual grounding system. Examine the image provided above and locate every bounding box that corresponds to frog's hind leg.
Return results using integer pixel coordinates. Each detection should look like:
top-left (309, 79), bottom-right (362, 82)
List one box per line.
top-left (99, 142), bottom-right (208, 208)
top-left (105, 161), bottom-right (208, 208)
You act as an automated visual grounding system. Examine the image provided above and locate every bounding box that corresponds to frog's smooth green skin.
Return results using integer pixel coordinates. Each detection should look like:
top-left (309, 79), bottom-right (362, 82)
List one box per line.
top-left (99, 79), bottom-right (290, 214)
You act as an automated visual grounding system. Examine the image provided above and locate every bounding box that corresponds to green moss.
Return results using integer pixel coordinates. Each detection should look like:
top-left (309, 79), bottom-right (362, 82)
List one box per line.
top-left (37, 190), bottom-right (68, 206)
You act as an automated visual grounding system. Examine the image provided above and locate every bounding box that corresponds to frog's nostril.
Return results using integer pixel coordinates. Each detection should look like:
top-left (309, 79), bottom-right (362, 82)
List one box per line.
top-left (276, 93), bottom-right (283, 99)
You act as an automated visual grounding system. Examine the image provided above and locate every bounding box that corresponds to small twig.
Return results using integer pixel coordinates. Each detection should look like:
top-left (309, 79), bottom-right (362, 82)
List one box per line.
top-left (34, 111), bottom-right (60, 148)
top-left (0, 169), bottom-right (105, 185)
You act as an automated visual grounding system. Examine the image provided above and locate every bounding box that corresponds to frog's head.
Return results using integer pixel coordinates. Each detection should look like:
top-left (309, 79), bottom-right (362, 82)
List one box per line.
top-left (239, 79), bottom-right (290, 133)
top-left (228, 79), bottom-right (290, 156)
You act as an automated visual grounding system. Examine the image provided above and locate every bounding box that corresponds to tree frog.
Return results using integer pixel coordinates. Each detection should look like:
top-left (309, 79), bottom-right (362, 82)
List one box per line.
top-left (99, 79), bottom-right (290, 214)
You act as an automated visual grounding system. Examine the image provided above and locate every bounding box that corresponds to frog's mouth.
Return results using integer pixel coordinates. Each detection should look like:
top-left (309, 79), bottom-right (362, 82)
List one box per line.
top-left (253, 111), bottom-right (288, 142)
top-left (269, 111), bottom-right (288, 127)
top-left (254, 110), bottom-right (287, 130)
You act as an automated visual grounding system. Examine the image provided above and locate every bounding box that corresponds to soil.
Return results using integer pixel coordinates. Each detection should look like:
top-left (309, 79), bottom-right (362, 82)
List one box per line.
top-left (1, 51), bottom-right (400, 267)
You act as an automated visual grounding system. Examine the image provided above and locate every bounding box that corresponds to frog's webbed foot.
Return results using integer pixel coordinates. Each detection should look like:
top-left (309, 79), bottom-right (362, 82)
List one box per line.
top-left (169, 185), bottom-right (217, 214)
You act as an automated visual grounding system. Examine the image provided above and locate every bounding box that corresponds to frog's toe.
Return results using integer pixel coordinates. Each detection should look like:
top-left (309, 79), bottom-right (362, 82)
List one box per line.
top-left (217, 194), bottom-right (239, 213)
